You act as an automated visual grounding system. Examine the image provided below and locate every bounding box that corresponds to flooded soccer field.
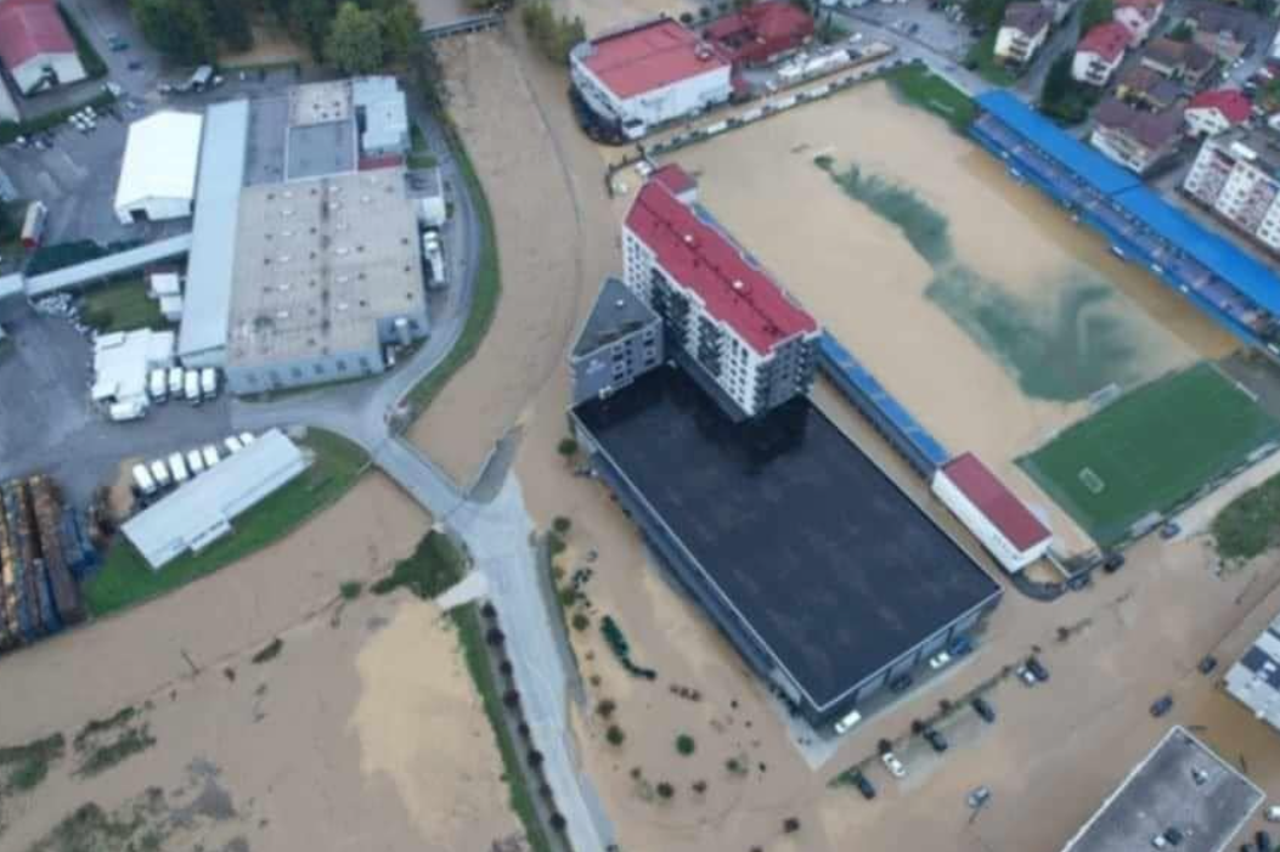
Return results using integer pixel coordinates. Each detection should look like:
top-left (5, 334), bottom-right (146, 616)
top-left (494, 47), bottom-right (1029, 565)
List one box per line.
top-left (662, 81), bottom-right (1237, 552)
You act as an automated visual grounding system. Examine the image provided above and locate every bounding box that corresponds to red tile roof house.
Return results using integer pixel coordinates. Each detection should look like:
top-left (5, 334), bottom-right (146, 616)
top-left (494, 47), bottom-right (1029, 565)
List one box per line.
top-left (569, 17), bottom-right (733, 141)
top-left (1112, 0), bottom-right (1164, 46)
top-left (1072, 22), bottom-right (1130, 86)
top-left (622, 164), bottom-right (820, 420)
top-left (0, 0), bottom-right (86, 95)
top-left (931, 453), bottom-right (1052, 573)
top-left (1090, 97), bottom-right (1185, 174)
top-left (1184, 89), bottom-right (1251, 137)
top-left (704, 1), bottom-right (814, 68)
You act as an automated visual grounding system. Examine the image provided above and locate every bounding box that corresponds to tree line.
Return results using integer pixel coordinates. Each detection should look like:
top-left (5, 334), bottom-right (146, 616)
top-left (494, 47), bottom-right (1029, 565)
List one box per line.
top-left (130, 0), bottom-right (425, 75)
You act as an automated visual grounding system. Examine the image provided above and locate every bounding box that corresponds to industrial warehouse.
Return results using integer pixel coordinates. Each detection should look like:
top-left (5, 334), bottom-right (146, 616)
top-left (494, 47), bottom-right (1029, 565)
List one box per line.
top-left (571, 167), bottom-right (1003, 726)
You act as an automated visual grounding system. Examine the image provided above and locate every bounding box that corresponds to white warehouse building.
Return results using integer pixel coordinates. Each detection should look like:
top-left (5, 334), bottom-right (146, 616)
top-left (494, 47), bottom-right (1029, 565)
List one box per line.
top-left (570, 17), bottom-right (734, 140)
top-left (121, 429), bottom-right (310, 570)
top-left (932, 452), bottom-right (1053, 573)
top-left (114, 111), bottom-right (204, 225)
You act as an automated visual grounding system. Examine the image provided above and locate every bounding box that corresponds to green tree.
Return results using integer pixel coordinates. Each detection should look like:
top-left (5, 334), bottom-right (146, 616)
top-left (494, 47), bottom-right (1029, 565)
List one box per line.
top-left (1079, 0), bottom-right (1115, 33)
top-left (209, 0), bottom-right (254, 51)
top-left (294, 0), bottom-right (337, 61)
top-left (379, 0), bottom-right (423, 65)
top-left (521, 1), bottom-right (584, 65)
top-left (964, 0), bottom-right (1013, 31)
top-left (1168, 20), bottom-right (1194, 42)
top-left (326, 1), bottom-right (385, 73)
top-left (131, 0), bottom-right (215, 64)
top-left (1040, 50), bottom-right (1073, 107)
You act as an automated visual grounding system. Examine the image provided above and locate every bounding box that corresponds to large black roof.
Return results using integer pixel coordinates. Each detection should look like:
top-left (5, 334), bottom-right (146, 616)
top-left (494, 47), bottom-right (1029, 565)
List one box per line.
top-left (574, 366), bottom-right (1001, 709)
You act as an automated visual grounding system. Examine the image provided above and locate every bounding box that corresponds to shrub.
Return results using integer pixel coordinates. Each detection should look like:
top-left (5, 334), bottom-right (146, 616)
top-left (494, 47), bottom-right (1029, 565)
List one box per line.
top-left (499, 660), bottom-right (515, 677)
top-left (527, 749), bottom-right (544, 769)
top-left (783, 817), bottom-right (801, 833)
top-left (485, 627), bottom-right (506, 647)
top-left (596, 699), bottom-right (617, 719)
top-left (550, 813), bottom-right (567, 832)
top-left (656, 781), bottom-right (674, 800)
top-left (502, 689), bottom-right (521, 709)
top-left (572, 612), bottom-right (591, 631)
top-left (675, 734), bottom-right (696, 756)
top-left (251, 637), bottom-right (284, 664)
top-left (557, 437), bottom-right (579, 458)
top-left (339, 580), bottom-right (363, 600)
top-left (606, 725), bottom-right (626, 746)
top-left (552, 516), bottom-right (572, 535)
top-left (481, 601), bottom-right (497, 619)
top-left (692, 779), bottom-right (708, 794)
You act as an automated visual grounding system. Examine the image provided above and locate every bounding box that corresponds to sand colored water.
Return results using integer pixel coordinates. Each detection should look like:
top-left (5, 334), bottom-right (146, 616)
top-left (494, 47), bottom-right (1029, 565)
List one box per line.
top-left (659, 81), bottom-right (1236, 552)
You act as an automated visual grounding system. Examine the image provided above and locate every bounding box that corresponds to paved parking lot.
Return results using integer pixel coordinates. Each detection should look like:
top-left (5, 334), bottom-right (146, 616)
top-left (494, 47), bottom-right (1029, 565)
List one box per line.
top-left (0, 300), bottom-right (232, 506)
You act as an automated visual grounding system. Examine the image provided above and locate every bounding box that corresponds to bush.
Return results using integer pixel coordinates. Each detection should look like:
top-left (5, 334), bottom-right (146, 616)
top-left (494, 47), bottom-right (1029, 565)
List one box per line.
top-left (339, 580), bottom-right (363, 600)
top-left (675, 734), bottom-right (696, 756)
top-left (485, 627), bottom-right (506, 647)
top-left (596, 699), bottom-right (617, 718)
top-left (692, 779), bottom-right (708, 794)
top-left (783, 817), bottom-right (801, 833)
top-left (606, 725), bottom-right (625, 746)
top-left (572, 612), bottom-right (591, 631)
top-left (550, 813), bottom-right (567, 832)
top-left (502, 689), bottom-right (521, 709)
top-left (552, 516), bottom-right (572, 535)
top-left (557, 437), bottom-right (579, 458)
top-left (527, 749), bottom-right (544, 768)
top-left (521, 1), bottom-right (586, 65)
top-left (251, 637), bottom-right (284, 664)
top-left (655, 781), bottom-right (674, 800)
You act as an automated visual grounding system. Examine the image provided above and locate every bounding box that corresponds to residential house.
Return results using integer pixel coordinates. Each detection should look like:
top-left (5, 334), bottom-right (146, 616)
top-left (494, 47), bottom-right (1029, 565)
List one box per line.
top-left (1141, 36), bottom-right (1218, 87)
top-left (1090, 98), bottom-right (1184, 173)
top-left (1183, 127), bottom-right (1280, 253)
top-left (1184, 88), bottom-right (1251, 137)
top-left (1186, 2), bottom-right (1259, 63)
top-left (995, 3), bottom-right (1052, 65)
top-left (704, 1), bottom-right (814, 68)
top-left (1116, 65), bottom-right (1182, 111)
top-left (1073, 22), bottom-right (1130, 86)
top-left (1113, 0), bottom-right (1164, 46)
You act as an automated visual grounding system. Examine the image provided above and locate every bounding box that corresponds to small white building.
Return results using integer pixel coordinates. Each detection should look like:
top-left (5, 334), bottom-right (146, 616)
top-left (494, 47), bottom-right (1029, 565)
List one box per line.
top-left (995, 3), bottom-right (1052, 65)
top-left (114, 111), bottom-right (204, 225)
top-left (121, 429), bottom-right (310, 569)
top-left (570, 17), bottom-right (734, 140)
top-left (91, 328), bottom-right (176, 420)
top-left (932, 452), bottom-right (1052, 573)
top-left (0, 0), bottom-right (86, 95)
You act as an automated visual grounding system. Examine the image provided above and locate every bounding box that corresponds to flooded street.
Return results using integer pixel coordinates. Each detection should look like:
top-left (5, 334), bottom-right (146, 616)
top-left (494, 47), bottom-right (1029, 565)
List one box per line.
top-left (663, 81), bottom-right (1236, 552)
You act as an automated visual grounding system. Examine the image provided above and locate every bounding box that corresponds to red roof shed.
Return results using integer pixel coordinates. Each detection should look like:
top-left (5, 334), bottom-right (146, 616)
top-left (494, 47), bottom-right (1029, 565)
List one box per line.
top-left (941, 453), bottom-right (1051, 552)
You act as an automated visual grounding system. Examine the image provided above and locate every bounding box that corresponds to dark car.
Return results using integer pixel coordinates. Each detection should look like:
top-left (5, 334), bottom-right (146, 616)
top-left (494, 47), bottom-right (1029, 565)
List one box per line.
top-left (127, 59), bottom-right (144, 71)
top-left (1026, 656), bottom-right (1049, 682)
top-left (1198, 655), bottom-right (1218, 675)
top-left (1150, 695), bottom-right (1174, 717)
top-left (971, 696), bottom-right (996, 724)
top-left (923, 728), bottom-right (948, 753)
top-left (852, 770), bottom-right (876, 801)
top-left (889, 674), bottom-right (913, 694)
top-left (949, 635), bottom-right (974, 657)
top-left (1258, 830), bottom-right (1273, 852)
top-left (1103, 552), bottom-right (1126, 573)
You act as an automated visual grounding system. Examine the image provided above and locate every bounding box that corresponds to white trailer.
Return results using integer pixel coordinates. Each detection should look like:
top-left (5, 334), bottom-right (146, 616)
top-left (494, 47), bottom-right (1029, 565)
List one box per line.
top-left (183, 369), bottom-right (201, 404)
top-left (200, 367), bottom-right (218, 399)
top-left (224, 435), bottom-right (244, 454)
top-left (131, 463), bottom-right (158, 496)
top-left (150, 459), bottom-right (172, 488)
top-left (168, 366), bottom-right (184, 397)
top-left (108, 399), bottom-right (147, 421)
top-left (186, 449), bottom-right (206, 475)
top-left (239, 432), bottom-right (256, 446)
top-left (148, 368), bottom-right (168, 402)
top-left (167, 452), bottom-right (190, 484)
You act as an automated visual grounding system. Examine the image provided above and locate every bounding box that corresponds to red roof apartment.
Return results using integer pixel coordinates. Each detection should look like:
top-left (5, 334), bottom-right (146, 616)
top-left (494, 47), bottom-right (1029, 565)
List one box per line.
top-left (623, 164), bottom-right (820, 419)
top-left (570, 17), bottom-right (733, 141)
top-left (932, 452), bottom-right (1053, 572)
top-left (0, 0), bottom-right (86, 95)
top-left (703, 1), bottom-right (814, 68)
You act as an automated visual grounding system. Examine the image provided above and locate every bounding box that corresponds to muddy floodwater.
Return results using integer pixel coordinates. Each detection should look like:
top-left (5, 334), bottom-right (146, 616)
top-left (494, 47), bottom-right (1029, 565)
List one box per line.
top-left (665, 81), bottom-right (1236, 551)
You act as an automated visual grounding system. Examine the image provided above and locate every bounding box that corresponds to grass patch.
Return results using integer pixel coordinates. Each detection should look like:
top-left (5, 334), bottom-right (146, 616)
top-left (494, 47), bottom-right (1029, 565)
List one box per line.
top-left (29, 802), bottom-right (147, 852)
top-left (73, 707), bottom-right (137, 751)
top-left (404, 121), bottom-right (501, 420)
top-left (251, 637), bottom-right (284, 664)
top-left (79, 277), bottom-right (168, 333)
top-left (883, 62), bottom-right (977, 131)
top-left (1213, 471), bottom-right (1280, 563)
top-left (83, 430), bottom-right (369, 616)
top-left (369, 530), bottom-right (466, 598)
top-left (965, 32), bottom-right (1018, 86)
top-left (452, 602), bottom-right (553, 852)
top-left (1020, 363), bottom-right (1280, 546)
top-left (75, 726), bottom-right (155, 778)
top-left (0, 733), bottom-right (66, 796)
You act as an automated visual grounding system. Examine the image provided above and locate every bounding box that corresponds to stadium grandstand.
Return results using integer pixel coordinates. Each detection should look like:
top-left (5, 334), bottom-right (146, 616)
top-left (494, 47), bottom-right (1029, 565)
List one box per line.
top-left (971, 91), bottom-right (1280, 357)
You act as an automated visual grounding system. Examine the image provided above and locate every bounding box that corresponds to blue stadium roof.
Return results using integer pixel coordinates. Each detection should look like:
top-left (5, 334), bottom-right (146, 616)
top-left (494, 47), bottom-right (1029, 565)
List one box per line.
top-left (1110, 186), bottom-right (1280, 317)
top-left (975, 91), bottom-right (1140, 195)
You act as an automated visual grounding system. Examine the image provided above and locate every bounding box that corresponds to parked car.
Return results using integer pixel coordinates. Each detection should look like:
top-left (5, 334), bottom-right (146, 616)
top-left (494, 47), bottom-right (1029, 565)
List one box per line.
top-left (851, 770), bottom-right (876, 800)
top-left (949, 635), bottom-right (974, 657)
top-left (1198, 655), bottom-right (1218, 675)
top-left (1150, 695), bottom-right (1174, 717)
top-left (1257, 830), bottom-right (1273, 852)
top-left (881, 751), bottom-right (906, 778)
top-left (967, 786), bottom-right (990, 809)
top-left (923, 727), bottom-right (948, 753)
top-left (1017, 665), bottom-right (1038, 686)
top-left (1103, 552), bottom-right (1126, 573)
top-left (889, 674), bottom-right (913, 694)
top-left (928, 650), bottom-right (952, 670)
top-left (1026, 657), bottom-right (1050, 682)
top-left (971, 696), bottom-right (996, 724)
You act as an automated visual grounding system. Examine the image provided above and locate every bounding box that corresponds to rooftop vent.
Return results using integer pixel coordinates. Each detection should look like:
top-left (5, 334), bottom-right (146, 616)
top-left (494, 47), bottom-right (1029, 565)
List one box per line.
top-left (732, 279), bottom-right (747, 293)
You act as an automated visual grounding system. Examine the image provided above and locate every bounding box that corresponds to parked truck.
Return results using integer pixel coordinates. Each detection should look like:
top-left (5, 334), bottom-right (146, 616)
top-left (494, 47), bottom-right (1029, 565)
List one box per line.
top-left (131, 463), bottom-right (157, 497)
top-left (186, 449), bottom-right (205, 475)
top-left (167, 453), bottom-right (190, 485)
top-left (148, 368), bottom-right (168, 402)
top-left (183, 369), bottom-right (201, 404)
top-left (168, 366), bottom-right (184, 398)
top-left (149, 460), bottom-right (172, 489)
top-left (200, 367), bottom-right (218, 399)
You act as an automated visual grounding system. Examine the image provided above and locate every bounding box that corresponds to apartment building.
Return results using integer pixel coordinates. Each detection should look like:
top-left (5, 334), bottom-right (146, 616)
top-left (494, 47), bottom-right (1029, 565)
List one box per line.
top-left (1183, 128), bottom-right (1280, 254)
top-left (1090, 98), bottom-right (1183, 173)
top-left (622, 164), bottom-right (819, 420)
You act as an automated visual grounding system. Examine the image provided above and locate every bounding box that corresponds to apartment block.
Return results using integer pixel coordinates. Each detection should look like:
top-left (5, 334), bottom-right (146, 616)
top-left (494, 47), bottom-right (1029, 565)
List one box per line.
top-left (1183, 128), bottom-right (1280, 254)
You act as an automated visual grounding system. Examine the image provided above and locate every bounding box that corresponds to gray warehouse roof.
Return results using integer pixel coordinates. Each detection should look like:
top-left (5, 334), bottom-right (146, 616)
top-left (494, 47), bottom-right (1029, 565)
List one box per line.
top-left (179, 99), bottom-right (250, 364)
top-left (1060, 726), bottom-right (1263, 852)
top-left (121, 429), bottom-right (310, 569)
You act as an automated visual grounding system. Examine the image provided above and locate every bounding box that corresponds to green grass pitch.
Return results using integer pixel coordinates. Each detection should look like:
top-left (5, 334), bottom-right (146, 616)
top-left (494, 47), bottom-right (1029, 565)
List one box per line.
top-left (1018, 362), bottom-right (1280, 547)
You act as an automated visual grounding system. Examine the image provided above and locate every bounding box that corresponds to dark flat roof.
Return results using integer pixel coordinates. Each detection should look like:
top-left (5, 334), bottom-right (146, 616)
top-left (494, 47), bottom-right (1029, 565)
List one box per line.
top-left (574, 366), bottom-right (1001, 709)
